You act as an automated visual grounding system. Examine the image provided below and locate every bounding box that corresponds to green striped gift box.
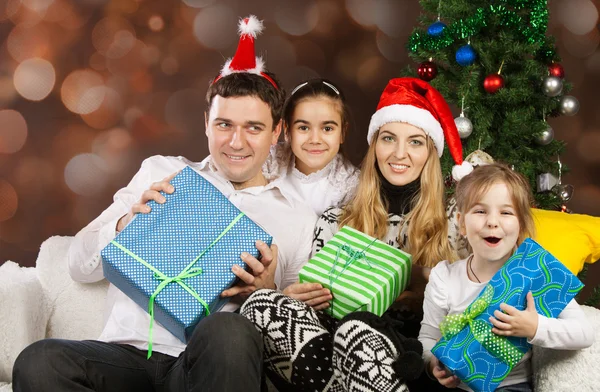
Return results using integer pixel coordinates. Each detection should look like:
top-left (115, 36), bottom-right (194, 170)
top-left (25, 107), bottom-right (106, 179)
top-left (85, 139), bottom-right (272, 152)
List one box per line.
top-left (299, 226), bottom-right (411, 319)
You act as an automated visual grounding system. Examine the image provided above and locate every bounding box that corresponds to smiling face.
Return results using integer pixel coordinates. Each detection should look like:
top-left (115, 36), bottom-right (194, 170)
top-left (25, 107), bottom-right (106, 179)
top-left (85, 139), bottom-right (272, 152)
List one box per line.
top-left (205, 95), bottom-right (281, 189)
top-left (374, 122), bottom-right (429, 186)
top-left (461, 181), bottom-right (521, 267)
top-left (287, 97), bottom-right (344, 175)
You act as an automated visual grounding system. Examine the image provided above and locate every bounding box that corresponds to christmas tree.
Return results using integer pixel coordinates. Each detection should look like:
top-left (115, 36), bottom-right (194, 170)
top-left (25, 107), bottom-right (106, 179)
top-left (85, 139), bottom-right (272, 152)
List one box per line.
top-left (405, 0), bottom-right (579, 211)
top-left (405, 0), bottom-right (599, 307)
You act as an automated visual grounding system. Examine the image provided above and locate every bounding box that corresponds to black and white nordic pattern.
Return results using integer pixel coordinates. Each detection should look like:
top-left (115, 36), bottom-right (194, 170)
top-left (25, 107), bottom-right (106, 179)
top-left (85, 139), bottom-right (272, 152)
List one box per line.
top-left (240, 289), bottom-right (344, 392)
top-left (333, 319), bottom-right (409, 392)
top-left (313, 207), bottom-right (410, 256)
top-left (313, 203), bottom-right (468, 261)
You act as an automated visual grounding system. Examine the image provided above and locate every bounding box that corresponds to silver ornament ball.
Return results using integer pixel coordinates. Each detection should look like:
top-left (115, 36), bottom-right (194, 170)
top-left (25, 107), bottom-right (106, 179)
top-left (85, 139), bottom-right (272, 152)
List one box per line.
top-left (541, 76), bottom-right (563, 97)
top-left (535, 125), bottom-right (554, 146)
top-left (559, 95), bottom-right (580, 116)
top-left (553, 184), bottom-right (574, 202)
top-left (454, 114), bottom-right (473, 139)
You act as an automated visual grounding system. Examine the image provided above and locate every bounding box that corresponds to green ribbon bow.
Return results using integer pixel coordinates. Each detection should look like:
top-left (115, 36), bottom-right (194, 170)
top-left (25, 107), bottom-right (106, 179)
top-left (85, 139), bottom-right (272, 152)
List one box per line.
top-left (439, 284), bottom-right (524, 368)
top-left (110, 212), bottom-right (245, 358)
top-left (328, 239), bottom-right (398, 317)
top-left (329, 243), bottom-right (373, 287)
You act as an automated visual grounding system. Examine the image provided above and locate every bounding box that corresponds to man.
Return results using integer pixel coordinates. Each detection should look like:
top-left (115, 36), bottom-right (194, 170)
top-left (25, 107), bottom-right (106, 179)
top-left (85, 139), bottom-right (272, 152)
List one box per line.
top-left (12, 16), bottom-right (316, 392)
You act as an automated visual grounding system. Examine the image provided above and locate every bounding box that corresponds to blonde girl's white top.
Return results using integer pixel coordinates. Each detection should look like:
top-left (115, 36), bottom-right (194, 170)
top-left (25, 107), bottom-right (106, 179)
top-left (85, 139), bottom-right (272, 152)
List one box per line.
top-left (263, 142), bottom-right (360, 216)
top-left (419, 258), bottom-right (595, 391)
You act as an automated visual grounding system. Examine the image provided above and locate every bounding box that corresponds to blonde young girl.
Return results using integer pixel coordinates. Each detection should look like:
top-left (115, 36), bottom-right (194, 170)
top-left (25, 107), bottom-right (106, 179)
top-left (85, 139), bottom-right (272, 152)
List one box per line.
top-left (419, 163), bottom-right (594, 392)
top-left (263, 78), bottom-right (359, 216)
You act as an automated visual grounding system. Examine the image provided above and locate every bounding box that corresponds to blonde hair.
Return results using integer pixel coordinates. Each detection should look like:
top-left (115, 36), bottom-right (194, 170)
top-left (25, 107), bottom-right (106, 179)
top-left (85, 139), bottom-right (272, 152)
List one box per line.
top-left (454, 163), bottom-right (536, 245)
top-left (339, 131), bottom-right (456, 267)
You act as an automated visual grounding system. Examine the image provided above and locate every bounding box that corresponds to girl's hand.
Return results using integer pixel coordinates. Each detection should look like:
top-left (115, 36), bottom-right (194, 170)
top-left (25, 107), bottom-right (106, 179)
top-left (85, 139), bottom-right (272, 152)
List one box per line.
top-left (283, 282), bottom-right (332, 310)
top-left (429, 357), bottom-right (460, 388)
top-left (490, 291), bottom-right (539, 340)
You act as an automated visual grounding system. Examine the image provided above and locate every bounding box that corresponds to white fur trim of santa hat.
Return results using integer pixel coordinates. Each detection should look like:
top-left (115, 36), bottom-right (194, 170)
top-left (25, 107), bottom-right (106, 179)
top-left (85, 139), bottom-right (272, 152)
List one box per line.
top-left (452, 160), bottom-right (474, 181)
top-left (367, 104), bottom-right (445, 157)
top-left (219, 57), bottom-right (266, 77)
top-left (238, 15), bottom-right (263, 37)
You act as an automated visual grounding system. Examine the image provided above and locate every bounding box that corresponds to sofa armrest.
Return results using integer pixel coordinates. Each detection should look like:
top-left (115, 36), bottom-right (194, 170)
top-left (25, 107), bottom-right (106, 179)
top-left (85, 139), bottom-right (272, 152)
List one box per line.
top-left (0, 262), bottom-right (50, 383)
top-left (532, 305), bottom-right (600, 391)
top-left (35, 236), bottom-right (108, 340)
top-left (0, 382), bottom-right (12, 392)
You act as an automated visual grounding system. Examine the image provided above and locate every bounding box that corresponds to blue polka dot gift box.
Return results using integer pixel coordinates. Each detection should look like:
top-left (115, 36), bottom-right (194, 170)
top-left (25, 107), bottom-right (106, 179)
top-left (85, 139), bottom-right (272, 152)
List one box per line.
top-left (101, 166), bottom-right (272, 354)
top-left (432, 238), bottom-right (583, 392)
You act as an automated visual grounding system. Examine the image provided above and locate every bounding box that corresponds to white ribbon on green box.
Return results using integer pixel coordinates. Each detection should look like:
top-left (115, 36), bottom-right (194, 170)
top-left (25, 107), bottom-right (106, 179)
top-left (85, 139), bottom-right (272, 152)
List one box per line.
top-left (299, 226), bottom-right (412, 319)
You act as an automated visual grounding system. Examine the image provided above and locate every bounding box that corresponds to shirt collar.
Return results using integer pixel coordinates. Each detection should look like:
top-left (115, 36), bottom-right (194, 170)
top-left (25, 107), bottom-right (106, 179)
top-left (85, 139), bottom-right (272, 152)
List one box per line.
top-left (195, 156), bottom-right (215, 172)
top-left (195, 155), bottom-right (297, 208)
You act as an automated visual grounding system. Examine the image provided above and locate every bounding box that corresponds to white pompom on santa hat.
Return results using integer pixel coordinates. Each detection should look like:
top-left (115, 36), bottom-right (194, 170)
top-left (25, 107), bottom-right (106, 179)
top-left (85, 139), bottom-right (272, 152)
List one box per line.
top-left (367, 77), bottom-right (473, 181)
top-left (214, 15), bottom-right (277, 89)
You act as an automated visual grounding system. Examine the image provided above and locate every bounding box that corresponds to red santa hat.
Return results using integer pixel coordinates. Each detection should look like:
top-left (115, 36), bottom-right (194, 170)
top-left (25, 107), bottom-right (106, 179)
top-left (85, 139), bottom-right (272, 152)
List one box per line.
top-left (367, 77), bottom-right (473, 181)
top-left (212, 15), bottom-right (278, 89)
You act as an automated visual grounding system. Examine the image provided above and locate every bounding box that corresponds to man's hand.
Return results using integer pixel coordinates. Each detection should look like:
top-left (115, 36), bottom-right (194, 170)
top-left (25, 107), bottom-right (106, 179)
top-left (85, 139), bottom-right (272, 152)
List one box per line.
top-left (490, 291), bottom-right (539, 340)
top-left (283, 283), bottom-right (332, 310)
top-left (429, 357), bottom-right (460, 388)
top-left (116, 172), bottom-right (178, 232)
top-left (221, 241), bottom-right (278, 299)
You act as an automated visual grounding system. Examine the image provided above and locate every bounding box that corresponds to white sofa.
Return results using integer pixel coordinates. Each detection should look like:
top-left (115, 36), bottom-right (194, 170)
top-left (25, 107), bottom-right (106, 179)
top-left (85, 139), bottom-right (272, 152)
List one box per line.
top-left (1, 236), bottom-right (599, 391)
top-left (0, 236), bottom-right (108, 392)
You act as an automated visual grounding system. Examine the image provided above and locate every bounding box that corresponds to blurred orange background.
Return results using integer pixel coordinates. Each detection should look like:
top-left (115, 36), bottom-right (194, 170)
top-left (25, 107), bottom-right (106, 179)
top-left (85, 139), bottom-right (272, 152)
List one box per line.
top-left (1, 0), bottom-right (599, 297)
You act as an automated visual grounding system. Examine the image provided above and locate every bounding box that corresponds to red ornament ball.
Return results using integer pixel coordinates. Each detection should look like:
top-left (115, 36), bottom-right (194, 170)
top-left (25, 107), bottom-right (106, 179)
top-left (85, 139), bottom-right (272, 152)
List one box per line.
top-left (483, 73), bottom-right (504, 94)
top-left (418, 61), bottom-right (438, 81)
top-left (548, 63), bottom-right (565, 79)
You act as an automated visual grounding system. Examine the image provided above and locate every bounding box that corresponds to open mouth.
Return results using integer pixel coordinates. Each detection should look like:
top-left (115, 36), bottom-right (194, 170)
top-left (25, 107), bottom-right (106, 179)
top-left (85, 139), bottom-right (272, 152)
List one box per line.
top-left (484, 236), bottom-right (501, 245)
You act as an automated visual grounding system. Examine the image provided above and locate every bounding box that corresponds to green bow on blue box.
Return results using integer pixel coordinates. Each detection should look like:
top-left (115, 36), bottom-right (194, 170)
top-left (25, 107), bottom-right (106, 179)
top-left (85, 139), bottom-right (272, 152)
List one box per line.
top-left (432, 238), bottom-right (583, 392)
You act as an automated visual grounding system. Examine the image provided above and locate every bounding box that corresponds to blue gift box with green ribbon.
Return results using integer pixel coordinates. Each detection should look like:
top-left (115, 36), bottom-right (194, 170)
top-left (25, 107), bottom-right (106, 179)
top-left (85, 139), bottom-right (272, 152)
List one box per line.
top-left (101, 166), bottom-right (272, 356)
top-left (431, 238), bottom-right (583, 392)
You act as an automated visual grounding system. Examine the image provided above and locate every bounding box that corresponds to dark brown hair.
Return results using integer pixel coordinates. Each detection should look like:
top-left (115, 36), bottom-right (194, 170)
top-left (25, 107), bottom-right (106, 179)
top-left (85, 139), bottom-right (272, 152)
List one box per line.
top-left (206, 72), bottom-right (285, 129)
top-left (282, 78), bottom-right (350, 139)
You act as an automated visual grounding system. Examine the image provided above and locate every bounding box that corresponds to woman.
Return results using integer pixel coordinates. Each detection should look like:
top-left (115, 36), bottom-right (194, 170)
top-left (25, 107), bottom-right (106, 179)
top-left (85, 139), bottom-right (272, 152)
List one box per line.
top-left (243, 78), bottom-right (473, 392)
top-left (264, 78), bottom-right (359, 216)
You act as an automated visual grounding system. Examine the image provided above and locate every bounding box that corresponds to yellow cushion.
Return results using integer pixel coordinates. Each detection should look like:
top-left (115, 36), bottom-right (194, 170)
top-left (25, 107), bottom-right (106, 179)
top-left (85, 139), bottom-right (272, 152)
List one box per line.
top-left (532, 208), bottom-right (600, 275)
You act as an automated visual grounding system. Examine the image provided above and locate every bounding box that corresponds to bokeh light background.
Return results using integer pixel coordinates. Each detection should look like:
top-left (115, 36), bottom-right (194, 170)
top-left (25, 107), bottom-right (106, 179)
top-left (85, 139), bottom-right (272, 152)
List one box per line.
top-left (1, 0), bottom-right (599, 275)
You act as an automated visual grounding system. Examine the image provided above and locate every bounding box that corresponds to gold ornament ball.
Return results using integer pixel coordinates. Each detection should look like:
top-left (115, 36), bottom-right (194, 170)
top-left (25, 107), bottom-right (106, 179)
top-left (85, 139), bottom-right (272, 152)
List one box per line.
top-left (465, 150), bottom-right (494, 167)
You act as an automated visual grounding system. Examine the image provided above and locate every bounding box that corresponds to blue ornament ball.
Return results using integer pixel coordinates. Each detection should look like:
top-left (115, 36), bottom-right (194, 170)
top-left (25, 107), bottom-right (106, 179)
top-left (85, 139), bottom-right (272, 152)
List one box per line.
top-left (455, 44), bottom-right (477, 66)
top-left (427, 21), bottom-right (446, 37)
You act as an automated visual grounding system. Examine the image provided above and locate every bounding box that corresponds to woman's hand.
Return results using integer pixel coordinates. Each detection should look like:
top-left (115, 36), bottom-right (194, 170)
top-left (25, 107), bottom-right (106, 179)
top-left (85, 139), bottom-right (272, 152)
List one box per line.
top-left (283, 282), bottom-right (332, 310)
